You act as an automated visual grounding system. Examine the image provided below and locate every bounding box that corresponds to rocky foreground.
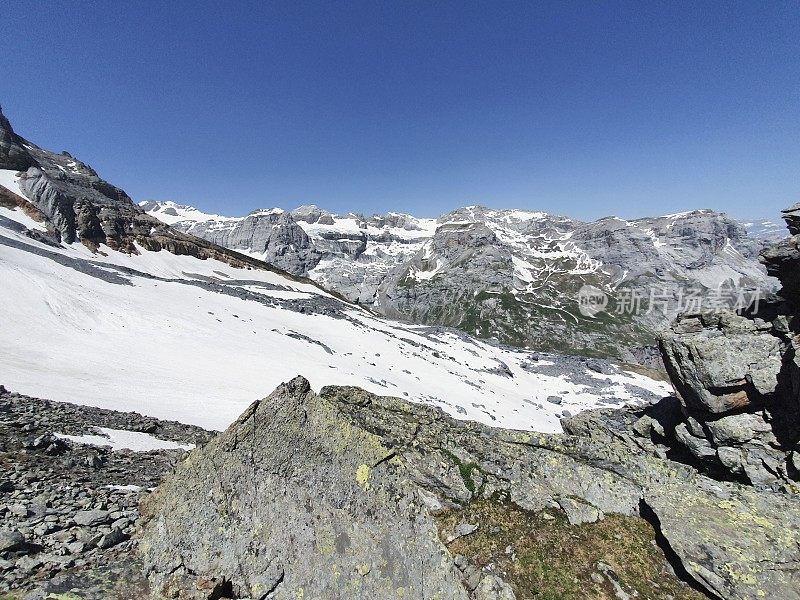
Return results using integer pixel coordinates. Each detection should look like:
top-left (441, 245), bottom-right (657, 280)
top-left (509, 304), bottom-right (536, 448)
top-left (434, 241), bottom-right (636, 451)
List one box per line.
top-left (2, 372), bottom-right (797, 599)
top-left (2, 344), bottom-right (799, 600)
top-left (135, 377), bottom-right (797, 600)
top-left (0, 387), bottom-right (210, 597)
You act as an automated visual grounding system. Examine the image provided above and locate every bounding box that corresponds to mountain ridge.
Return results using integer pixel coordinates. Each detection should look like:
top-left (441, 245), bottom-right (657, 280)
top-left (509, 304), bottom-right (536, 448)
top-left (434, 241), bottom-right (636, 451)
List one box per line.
top-left (143, 199), bottom-right (778, 361)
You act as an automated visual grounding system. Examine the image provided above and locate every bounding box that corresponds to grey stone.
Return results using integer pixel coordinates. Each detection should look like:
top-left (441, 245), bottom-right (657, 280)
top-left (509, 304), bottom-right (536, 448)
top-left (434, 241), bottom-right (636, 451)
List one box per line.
top-left (557, 497), bottom-right (603, 525)
top-left (97, 528), bottom-right (126, 549)
top-left (674, 423), bottom-right (716, 459)
top-left (474, 574), bottom-right (517, 600)
top-left (706, 412), bottom-right (774, 446)
top-left (74, 509), bottom-right (111, 527)
top-left (66, 540), bottom-right (87, 555)
top-left (446, 522), bottom-right (479, 543)
top-left (0, 529), bottom-right (26, 552)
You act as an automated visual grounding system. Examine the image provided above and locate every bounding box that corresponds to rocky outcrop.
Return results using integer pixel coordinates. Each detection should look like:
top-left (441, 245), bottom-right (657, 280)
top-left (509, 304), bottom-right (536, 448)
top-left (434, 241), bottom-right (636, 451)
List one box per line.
top-left (0, 105), bottom-right (36, 171)
top-left (139, 376), bottom-right (800, 599)
top-left (659, 205), bottom-right (800, 487)
top-left (0, 107), bottom-right (289, 272)
top-left (760, 205), bottom-right (800, 301)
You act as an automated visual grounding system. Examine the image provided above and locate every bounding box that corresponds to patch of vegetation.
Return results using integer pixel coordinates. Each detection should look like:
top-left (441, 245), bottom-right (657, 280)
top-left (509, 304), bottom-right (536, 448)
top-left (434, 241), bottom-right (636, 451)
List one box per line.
top-left (441, 449), bottom-right (482, 496)
top-left (618, 362), bottom-right (670, 382)
top-left (436, 499), bottom-right (706, 600)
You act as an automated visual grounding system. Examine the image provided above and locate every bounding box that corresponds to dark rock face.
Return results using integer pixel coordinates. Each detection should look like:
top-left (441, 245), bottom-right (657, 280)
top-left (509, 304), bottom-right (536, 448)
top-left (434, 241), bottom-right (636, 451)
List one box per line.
top-left (139, 377), bottom-right (800, 600)
top-left (761, 233), bottom-right (800, 303)
top-left (659, 206), bottom-right (800, 487)
top-left (0, 105), bottom-right (36, 171)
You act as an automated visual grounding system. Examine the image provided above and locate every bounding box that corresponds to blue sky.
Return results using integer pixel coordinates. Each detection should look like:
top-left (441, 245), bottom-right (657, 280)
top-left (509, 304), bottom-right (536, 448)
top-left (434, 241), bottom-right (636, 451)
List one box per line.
top-left (1, 1), bottom-right (797, 220)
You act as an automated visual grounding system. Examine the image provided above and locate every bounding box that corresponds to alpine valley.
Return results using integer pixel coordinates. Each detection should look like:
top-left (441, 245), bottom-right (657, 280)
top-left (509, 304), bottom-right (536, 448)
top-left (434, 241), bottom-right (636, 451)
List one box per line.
top-left (1, 101), bottom-right (799, 600)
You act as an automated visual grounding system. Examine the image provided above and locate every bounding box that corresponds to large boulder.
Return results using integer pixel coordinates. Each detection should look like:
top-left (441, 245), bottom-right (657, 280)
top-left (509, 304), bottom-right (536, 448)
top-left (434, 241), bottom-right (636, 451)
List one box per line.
top-left (139, 377), bottom-right (800, 599)
top-left (138, 377), bottom-right (470, 599)
top-left (660, 312), bottom-right (783, 414)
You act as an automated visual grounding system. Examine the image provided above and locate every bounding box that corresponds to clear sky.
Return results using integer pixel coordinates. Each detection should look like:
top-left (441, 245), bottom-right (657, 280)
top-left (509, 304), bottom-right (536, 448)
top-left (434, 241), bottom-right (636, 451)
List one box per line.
top-left (1, 1), bottom-right (798, 220)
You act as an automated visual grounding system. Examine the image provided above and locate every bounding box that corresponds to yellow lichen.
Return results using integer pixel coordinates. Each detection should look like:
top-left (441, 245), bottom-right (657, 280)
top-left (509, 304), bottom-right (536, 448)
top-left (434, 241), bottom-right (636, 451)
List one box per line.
top-left (356, 464), bottom-right (370, 490)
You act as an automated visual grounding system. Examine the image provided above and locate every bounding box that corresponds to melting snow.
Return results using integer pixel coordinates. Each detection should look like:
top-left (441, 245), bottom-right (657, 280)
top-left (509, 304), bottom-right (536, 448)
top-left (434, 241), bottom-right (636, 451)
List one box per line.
top-left (55, 427), bottom-right (194, 452)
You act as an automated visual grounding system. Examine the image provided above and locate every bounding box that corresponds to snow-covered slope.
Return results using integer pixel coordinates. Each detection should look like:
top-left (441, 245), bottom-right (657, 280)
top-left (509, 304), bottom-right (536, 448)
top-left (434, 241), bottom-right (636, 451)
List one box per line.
top-left (137, 200), bottom-right (234, 225)
top-left (0, 200), bottom-right (669, 433)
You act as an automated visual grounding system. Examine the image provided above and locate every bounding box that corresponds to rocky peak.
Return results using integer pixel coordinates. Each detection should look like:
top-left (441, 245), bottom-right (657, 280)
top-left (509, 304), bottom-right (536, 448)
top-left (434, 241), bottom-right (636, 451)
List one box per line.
top-left (290, 204), bottom-right (335, 225)
top-left (0, 105), bottom-right (37, 171)
top-left (0, 109), bottom-right (274, 270)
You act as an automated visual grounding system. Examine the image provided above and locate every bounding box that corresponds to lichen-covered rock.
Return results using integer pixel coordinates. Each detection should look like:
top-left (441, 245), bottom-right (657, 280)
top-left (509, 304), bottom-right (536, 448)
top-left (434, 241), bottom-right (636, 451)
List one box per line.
top-left (139, 377), bottom-right (800, 599)
top-left (138, 377), bottom-right (470, 599)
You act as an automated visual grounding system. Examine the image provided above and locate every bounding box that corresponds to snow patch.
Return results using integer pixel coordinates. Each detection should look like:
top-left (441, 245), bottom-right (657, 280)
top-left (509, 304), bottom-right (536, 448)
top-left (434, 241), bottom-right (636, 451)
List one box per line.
top-left (56, 427), bottom-right (194, 452)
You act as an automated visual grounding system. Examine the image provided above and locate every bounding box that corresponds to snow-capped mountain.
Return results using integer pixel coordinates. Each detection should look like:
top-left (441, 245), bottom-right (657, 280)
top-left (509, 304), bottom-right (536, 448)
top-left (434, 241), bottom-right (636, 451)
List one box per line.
top-left (741, 218), bottom-right (787, 243)
top-left (0, 106), bottom-right (669, 433)
top-left (144, 200), bottom-right (777, 361)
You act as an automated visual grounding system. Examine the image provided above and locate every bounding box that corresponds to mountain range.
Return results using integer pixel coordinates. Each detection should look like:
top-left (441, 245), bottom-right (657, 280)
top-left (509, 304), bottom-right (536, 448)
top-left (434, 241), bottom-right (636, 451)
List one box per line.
top-left (143, 199), bottom-right (779, 362)
top-left (0, 106), bottom-right (667, 433)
